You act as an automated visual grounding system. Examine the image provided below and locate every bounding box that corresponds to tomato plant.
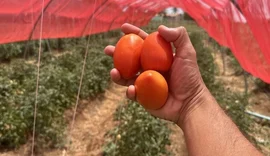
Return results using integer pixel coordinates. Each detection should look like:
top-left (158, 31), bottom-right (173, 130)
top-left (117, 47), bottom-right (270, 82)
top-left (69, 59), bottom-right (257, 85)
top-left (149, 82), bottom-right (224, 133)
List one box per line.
top-left (103, 100), bottom-right (171, 156)
top-left (0, 32), bottom-right (116, 149)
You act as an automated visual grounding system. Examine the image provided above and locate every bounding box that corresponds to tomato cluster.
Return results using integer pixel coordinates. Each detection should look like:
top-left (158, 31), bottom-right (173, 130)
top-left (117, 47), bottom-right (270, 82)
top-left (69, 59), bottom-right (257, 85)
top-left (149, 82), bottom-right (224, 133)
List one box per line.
top-left (113, 32), bottom-right (173, 110)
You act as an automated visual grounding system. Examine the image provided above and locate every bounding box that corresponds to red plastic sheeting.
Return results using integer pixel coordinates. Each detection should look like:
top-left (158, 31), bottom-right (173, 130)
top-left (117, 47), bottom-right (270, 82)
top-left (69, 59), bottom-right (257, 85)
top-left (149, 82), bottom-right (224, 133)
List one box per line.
top-left (0, 0), bottom-right (269, 83)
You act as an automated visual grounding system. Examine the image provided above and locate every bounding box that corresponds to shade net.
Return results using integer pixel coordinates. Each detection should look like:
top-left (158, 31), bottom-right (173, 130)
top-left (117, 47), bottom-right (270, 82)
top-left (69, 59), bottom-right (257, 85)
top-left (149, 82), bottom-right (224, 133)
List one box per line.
top-left (0, 0), bottom-right (269, 83)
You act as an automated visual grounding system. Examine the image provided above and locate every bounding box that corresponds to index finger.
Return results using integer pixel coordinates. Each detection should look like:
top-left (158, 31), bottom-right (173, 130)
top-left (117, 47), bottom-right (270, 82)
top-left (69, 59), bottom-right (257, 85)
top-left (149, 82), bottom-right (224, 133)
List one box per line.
top-left (121, 23), bottom-right (148, 39)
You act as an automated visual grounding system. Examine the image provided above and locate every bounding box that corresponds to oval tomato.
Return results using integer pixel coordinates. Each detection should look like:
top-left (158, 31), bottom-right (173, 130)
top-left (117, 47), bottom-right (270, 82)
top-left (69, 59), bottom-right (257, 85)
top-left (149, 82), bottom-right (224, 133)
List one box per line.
top-left (140, 32), bottom-right (173, 73)
top-left (135, 70), bottom-right (168, 110)
top-left (113, 34), bottom-right (144, 79)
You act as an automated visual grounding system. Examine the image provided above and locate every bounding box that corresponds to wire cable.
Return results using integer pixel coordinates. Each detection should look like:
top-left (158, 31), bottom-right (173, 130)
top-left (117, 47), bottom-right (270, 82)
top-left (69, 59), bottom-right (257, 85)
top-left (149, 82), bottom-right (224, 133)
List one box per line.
top-left (31, 0), bottom-right (45, 155)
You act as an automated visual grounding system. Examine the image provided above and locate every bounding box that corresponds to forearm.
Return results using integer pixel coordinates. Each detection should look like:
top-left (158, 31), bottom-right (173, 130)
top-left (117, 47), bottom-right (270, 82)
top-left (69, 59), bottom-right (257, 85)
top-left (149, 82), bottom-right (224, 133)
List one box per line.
top-left (179, 89), bottom-right (262, 156)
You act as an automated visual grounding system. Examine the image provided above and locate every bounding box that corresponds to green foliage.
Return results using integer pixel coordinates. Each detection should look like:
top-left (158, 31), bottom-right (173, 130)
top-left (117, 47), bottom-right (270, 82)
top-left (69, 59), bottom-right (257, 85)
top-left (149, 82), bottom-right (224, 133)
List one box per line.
top-left (190, 31), bottom-right (215, 85)
top-left (103, 101), bottom-right (171, 156)
top-left (81, 51), bottom-right (113, 98)
top-left (0, 27), bottom-right (120, 148)
top-left (0, 40), bottom-right (53, 61)
top-left (0, 76), bottom-right (30, 147)
top-left (0, 39), bottom-right (112, 148)
top-left (0, 61), bottom-right (71, 148)
top-left (0, 43), bottom-right (24, 61)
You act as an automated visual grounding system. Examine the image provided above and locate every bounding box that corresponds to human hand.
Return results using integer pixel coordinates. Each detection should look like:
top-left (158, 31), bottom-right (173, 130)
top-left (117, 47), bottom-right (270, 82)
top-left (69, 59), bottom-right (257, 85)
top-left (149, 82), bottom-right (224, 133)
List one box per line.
top-left (104, 23), bottom-right (208, 127)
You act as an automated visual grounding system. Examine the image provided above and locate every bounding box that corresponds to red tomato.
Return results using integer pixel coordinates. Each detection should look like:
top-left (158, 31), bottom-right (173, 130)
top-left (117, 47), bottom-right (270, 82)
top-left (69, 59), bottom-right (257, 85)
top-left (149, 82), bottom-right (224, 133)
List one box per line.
top-left (113, 34), bottom-right (144, 79)
top-left (140, 32), bottom-right (173, 73)
top-left (135, 70), bottom-right (168, 110)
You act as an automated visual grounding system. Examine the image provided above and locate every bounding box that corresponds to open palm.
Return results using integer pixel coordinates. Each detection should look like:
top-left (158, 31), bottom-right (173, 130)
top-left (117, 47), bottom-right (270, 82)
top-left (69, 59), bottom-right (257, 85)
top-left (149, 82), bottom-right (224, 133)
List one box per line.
top-left (104, 23), bottom-right (206, 125)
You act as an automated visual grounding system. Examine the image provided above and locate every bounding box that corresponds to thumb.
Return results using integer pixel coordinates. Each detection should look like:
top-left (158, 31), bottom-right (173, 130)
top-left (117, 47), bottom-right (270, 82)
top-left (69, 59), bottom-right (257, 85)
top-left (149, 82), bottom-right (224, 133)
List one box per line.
top-left (158, 25), bottom-right (196, 60)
